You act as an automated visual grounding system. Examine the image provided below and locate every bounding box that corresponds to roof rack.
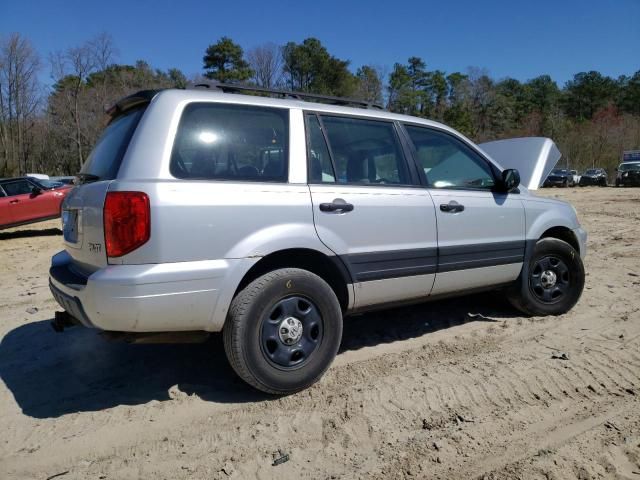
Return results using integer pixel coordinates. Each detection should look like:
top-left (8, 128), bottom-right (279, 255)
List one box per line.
top-left (190, 82), bottom-right (384, 110)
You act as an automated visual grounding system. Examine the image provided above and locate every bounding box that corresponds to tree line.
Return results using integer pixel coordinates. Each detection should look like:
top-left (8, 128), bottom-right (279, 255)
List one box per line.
top-left (1, 32), bottom-right (639, 178)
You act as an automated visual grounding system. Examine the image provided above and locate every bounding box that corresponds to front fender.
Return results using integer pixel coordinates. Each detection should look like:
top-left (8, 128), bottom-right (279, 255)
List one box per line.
top-left (523, 197), bottom-right (585, 256)
top-left (526, 208), bottom-right (578, 240)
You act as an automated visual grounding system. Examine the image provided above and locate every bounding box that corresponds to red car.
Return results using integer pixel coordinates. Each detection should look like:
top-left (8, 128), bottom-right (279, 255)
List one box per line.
top-left (0, 177), bottom-right (72, 230)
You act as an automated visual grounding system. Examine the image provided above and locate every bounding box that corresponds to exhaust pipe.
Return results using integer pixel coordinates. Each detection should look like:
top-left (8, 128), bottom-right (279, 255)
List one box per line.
top-left (51, 311), bottom-right (79, 332)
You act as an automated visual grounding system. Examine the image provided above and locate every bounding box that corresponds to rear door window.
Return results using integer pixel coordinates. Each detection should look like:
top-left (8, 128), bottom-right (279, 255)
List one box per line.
top-left (170, 103), bottom-right (289, 182)
top-left (316, 115), bottom-right (410, 185)
top-left (80, 107), bottom-right (146, 180)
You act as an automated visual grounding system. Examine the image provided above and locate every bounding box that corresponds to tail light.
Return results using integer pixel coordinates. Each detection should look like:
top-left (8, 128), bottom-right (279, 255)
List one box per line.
top-left (104, 191), bottom-right (150, 257)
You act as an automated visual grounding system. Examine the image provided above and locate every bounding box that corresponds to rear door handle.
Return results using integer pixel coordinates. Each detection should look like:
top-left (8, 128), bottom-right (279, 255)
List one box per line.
top-left (9, 199), bottom-right (19, 204)
top-left (440, 201), bottom-right (464, 213)
top-left (319, 198), bottom-right (354, 213)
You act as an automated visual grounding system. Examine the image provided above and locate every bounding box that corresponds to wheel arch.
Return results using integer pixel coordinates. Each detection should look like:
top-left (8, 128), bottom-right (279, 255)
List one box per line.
top-left (539, 226), bottom-right (580, 253)
top-left (234, 248), bottom-right (353, 313)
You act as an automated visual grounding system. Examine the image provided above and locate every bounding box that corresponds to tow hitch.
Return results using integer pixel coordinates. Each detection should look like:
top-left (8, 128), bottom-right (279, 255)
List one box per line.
top-left (51, 311), bottom-right (79, 332)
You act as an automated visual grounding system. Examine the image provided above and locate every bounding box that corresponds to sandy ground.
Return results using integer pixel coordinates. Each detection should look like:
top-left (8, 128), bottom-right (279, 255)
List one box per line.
top-left (0, 187), bottom-right (639, 480)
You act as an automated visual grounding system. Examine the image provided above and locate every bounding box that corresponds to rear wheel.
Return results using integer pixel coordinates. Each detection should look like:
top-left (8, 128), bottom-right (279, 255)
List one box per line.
top-left (223, 268), bottom-right (343, 394)
top-left (508, 238), bottom-right (584, 316)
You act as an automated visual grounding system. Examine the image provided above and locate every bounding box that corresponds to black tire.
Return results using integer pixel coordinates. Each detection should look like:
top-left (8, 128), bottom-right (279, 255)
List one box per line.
top-left (223, 268), bottom-right (343, 394)
top-left (507, 238), bottom-right (585, 316)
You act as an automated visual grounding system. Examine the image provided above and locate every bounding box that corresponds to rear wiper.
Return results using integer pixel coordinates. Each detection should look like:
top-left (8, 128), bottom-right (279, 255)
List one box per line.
top-left (75, 173), bottom-right (101, 184)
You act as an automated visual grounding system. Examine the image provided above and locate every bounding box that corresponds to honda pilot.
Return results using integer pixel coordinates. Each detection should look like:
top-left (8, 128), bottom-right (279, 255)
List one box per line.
top-left (49, 85), bottom-right (587, 394)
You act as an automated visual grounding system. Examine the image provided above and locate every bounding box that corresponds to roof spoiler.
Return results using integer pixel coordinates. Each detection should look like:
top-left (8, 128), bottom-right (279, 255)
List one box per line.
top-left (105, 90), bottom-right (160, 120)
top-left (479, 137), bottom-right (561, 190)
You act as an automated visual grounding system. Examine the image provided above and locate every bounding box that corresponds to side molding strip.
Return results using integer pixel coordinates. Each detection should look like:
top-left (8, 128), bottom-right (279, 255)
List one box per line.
top-left (339, 240), bottom-right (525, 282)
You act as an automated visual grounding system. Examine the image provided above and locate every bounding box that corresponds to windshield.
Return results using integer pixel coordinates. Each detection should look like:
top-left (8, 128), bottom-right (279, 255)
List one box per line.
top-left (80, 107), bottom-right (146, 181)
top-left (619, 163), bottom-right (640, 172)
top-left (33, 179), bottom-right (64, 189)
top-left (551, 169), bottom-right (567, 174)
top-left (585, 169), bottom-right (599, 175)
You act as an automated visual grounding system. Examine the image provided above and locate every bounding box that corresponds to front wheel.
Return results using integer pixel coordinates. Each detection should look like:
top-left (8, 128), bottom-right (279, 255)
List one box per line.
top-left (223, 268), bottom-right (343, 394)
top-left (507, 238), bottom-right (585, 316)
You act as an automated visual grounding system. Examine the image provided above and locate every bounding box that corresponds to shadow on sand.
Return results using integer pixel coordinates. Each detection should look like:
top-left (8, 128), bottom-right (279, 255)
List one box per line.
top-left (0, 291), bottom-right (518, 418)
top-left (0, 227), bottom-right (62, 240)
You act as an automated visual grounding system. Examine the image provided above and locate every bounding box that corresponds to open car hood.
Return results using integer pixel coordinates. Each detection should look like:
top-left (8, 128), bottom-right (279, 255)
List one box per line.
top-left (478, 137), bottom-right (561, 190)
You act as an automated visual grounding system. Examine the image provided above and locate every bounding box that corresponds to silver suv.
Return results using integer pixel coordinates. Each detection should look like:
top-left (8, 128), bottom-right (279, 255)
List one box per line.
top-left (49, 86), bottom-right (587, 394)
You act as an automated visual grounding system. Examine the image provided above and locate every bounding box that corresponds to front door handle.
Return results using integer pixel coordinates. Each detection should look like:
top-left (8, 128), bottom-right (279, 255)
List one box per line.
top-left (440, 201), bottom-right (464, 213)
top-left (319, 198), bottom-right (354, 213)
top-left (9, 199), bottom-right (19, 204)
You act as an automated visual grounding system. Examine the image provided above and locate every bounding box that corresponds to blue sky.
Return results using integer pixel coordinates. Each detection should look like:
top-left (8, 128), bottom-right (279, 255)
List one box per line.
top-left (2, 0), bottom-right (639, 86)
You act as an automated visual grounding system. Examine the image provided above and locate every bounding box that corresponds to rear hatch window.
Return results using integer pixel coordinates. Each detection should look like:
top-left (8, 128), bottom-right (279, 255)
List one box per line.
top-left (79, 107), bottom-right (146, 181)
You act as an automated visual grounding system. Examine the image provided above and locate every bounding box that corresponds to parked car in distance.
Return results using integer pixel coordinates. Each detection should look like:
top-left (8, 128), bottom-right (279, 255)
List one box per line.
top-left (578, 168), bottom-right (608, 186)
top-left (49, 86), bottom-right (587, 394)
top-left (570, 170), bottom-right (580, 185)
top-left (0, 177), bottom-right (72, 230)
top-left (615, 161), bottom-right (640, 187)
top-left (543, 168), bottom-right (574, 187)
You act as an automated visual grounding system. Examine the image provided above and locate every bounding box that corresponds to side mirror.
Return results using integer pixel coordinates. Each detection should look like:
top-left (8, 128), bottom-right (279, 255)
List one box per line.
top-left (498, 168), bottom-right (520, 192)
top-left (31, 186), bottom-right (42, 195)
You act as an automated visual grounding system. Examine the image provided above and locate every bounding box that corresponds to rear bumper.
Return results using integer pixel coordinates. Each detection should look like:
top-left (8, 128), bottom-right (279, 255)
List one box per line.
top-left (49, 250), bottom-right (243, 332)
top-left (49, 280), bottom-right (94, 328)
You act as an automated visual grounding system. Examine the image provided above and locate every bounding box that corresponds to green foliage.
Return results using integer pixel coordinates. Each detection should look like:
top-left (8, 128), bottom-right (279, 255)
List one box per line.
top-left (525, 75), bottom-right (560, 115)
top-left (562, 71), bottom-right (618, 120)
top-left (388, 61), bottom-right (428, 116)
top-left (617, 71), bottom-right (640, 116)
top-left (282, 38), bottom-right (356, 96)
top-left (203, 36), bottom-right (253, 83)
top-left (355, 66), bottom-right (383, 105)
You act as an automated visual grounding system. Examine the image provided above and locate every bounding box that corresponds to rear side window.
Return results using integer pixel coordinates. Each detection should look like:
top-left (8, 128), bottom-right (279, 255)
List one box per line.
top-left (314, 115), bottom-right (409, 185)
top-left (80, 107), bottom-right (145, 180)
top-left (170, 103), bottom-right (289, 182)
top-left (3, 180), bottom-right (33, 196)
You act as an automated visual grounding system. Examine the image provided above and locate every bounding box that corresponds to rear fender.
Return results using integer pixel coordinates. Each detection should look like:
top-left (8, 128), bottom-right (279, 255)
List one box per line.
top-left (209, 223), bottom-right (337, 331)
